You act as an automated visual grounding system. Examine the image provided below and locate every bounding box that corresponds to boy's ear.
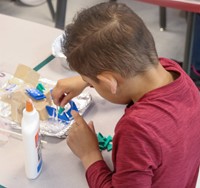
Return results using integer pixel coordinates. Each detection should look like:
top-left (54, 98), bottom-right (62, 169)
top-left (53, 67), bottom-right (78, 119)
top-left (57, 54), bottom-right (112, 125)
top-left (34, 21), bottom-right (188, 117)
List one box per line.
top-left (97, 72), bottom-right (118, 94)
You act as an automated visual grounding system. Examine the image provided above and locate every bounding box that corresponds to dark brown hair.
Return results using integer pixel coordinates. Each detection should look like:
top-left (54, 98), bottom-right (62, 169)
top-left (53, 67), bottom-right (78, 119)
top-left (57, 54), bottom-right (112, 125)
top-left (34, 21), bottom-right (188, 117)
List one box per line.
top-left (64, 2), bottom-right (158, 80)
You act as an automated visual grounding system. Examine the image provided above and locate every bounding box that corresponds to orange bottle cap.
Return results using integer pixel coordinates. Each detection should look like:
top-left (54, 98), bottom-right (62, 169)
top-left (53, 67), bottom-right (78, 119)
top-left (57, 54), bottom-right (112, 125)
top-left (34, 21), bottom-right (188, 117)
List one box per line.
top-left (26, 99), bottom-right (33, 112)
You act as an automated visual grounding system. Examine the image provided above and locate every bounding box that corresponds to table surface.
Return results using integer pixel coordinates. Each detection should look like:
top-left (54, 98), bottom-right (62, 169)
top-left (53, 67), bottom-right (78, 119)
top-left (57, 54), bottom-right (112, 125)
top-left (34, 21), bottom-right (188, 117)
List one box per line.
top-left (0, 14), bottom-right (63, 73)
top-left (0, 13), bottom-right (200, 188)
top-left (137, 0), bottom-right (200, 13)
top-left (0, 14), bottom-right (125, 187)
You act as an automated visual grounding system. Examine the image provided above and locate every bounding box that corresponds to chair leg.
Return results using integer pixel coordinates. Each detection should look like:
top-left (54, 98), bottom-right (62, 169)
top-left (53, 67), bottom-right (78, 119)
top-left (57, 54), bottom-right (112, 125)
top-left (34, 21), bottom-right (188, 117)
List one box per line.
top-left (46, 0), bottom-right (55, 21)
top-left (55, 0), bottom-right (67, 29)
top-left (159, 7), bottom-right (166, 31)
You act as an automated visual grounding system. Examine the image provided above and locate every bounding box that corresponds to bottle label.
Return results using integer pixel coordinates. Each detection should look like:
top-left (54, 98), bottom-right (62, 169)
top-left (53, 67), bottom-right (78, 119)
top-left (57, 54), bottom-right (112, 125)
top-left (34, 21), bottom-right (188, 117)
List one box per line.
top-left (37, 159), bottom-right (42, 173)
top-left (35, 130), bottom-right (42, 173)
top-left (35, 131), bottom-right (39, 148)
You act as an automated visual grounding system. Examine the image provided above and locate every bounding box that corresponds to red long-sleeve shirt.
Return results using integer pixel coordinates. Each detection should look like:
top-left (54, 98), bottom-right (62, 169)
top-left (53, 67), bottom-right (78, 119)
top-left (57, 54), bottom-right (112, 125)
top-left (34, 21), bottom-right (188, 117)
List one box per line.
top-left (86, 58), bottom-right (200, 188)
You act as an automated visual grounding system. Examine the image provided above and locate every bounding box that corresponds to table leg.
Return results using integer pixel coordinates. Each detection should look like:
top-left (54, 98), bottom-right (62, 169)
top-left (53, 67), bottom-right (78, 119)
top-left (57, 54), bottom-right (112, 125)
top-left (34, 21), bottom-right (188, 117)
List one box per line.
top-left (55, 0), bottom-right (67, 29)
top-left (159, 7), bottom-right (166, 31)
top-left (183, 12), bottom-right (195, 75)
top-left (47, 0), bottom-right (55, 21)
top-left (190, 14), bottom-right (200, 73)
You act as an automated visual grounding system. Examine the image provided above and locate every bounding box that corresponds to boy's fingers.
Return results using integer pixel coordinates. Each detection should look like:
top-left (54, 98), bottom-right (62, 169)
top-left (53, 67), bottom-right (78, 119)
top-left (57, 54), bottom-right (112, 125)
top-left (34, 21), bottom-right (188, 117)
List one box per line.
top-left (71, 110), bottom-right (86, 126)
top-left (60, 93), bottom-right (72, 107)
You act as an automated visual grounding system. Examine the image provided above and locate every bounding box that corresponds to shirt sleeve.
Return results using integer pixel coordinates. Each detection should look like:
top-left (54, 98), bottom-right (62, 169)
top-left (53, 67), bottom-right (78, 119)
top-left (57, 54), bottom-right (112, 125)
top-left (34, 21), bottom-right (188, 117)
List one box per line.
top-left (112, 119), bottom-right (161, 188)
top-left (86, 118), bottom-right (162, 188)
top-left (86, 160), bottom-right (113, 188)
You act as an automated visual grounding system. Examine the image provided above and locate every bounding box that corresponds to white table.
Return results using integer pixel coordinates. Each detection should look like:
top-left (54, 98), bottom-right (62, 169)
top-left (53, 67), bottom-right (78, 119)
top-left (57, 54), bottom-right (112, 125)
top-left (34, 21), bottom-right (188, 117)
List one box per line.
top-left (0, 14), bottom-right (125, 187)
top-left (0, 14), bottom-right (62, 72)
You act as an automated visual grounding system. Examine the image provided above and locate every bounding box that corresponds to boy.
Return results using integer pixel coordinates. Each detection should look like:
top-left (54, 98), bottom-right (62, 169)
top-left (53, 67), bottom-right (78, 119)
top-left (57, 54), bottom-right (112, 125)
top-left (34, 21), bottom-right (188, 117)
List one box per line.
top-left (52, 2), bottom-right (200, 187)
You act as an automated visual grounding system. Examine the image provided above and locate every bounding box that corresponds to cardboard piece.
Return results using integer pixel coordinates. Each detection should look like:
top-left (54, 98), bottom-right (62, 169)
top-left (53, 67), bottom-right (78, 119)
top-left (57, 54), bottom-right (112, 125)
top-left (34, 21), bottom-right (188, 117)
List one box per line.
top-left (14, 64), bottom-right (40, 87)
top-left (2, 64), bottom-right (53, 124)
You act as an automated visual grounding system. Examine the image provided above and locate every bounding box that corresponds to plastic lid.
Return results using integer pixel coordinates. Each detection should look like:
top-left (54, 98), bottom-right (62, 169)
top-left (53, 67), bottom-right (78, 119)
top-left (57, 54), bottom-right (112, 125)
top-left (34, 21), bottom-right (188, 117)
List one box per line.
top-left (26, 99), bottom-right (33, 112)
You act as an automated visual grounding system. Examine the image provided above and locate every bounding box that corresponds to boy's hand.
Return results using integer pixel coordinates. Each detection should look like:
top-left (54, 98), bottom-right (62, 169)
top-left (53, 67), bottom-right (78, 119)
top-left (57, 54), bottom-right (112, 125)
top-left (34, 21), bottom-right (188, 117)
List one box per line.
top-left (51, 76), bottom-right (88, 107)
top-left (67, 111), bottom-right (103, 170)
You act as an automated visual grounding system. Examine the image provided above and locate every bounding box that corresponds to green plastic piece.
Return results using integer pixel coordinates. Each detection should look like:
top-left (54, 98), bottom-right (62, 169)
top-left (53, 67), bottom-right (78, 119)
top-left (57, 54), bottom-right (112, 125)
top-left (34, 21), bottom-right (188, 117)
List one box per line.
top-left (97, 132), bottom-right (104, 139)
top-left (98, 138), bottom-right (105, 145)
top-left (103, 135), bottom-right (112, 148)
top-left (99, 144), bottom-right (105, 150)
top-left (38, 83), bottom-right (45, 90)
top-left (107, 143), bottom-right (113, 151)
top-left (36, 83), bottom-right (45, 93)
top-left (58, 107), bottom-right (65, 114)
top-left (97, 132), bottom-right (113, 152)
top-left (97, 133), bottom-right (105, 144)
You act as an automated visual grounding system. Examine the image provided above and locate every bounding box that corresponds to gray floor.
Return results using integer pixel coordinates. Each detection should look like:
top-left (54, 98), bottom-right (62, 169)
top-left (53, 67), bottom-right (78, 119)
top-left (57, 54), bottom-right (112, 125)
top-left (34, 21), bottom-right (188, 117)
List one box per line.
top-left (0, 0), bottom-right (186, 62)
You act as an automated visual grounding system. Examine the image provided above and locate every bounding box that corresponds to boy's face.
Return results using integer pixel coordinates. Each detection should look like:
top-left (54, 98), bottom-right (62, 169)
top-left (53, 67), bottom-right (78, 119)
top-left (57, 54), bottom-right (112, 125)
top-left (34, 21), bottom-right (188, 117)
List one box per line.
top-left (81, 75), bottom-right (132, 104)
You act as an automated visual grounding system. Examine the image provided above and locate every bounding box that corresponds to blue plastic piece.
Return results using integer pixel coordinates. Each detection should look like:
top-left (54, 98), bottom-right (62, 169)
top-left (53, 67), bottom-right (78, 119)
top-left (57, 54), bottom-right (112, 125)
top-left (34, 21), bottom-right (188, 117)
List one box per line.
top-left (65, 100), bottom-right (79, 118)
top-left (46, 105), bottom-right (56, 117)
top-left (58, 113), bottom-right (70, 122)
top-left (46, 106), bottom-right (70, 122)
top-left (26, 88), bottom-right (46, 100)
top-left (69, 100), bottom-right (79, 111)
top-left (46, 100), bottom-right (79, 123)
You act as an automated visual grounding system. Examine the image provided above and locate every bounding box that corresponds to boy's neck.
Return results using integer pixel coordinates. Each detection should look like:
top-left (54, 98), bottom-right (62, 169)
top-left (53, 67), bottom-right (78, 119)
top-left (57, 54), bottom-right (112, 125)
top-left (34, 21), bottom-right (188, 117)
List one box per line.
top-left (126, 63), bottom-right (178, 102)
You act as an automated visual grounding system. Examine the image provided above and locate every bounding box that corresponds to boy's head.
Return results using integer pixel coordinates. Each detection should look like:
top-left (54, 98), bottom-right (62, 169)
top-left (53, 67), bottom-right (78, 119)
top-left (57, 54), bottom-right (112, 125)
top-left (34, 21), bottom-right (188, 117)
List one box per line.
top-left (64, 2), bottom-right (158, 81)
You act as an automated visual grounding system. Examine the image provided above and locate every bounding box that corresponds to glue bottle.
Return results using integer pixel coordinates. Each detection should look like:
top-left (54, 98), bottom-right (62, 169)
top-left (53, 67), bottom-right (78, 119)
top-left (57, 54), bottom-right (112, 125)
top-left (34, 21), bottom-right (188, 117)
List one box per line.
top-left (21, 99), bottom-right (42, 179)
